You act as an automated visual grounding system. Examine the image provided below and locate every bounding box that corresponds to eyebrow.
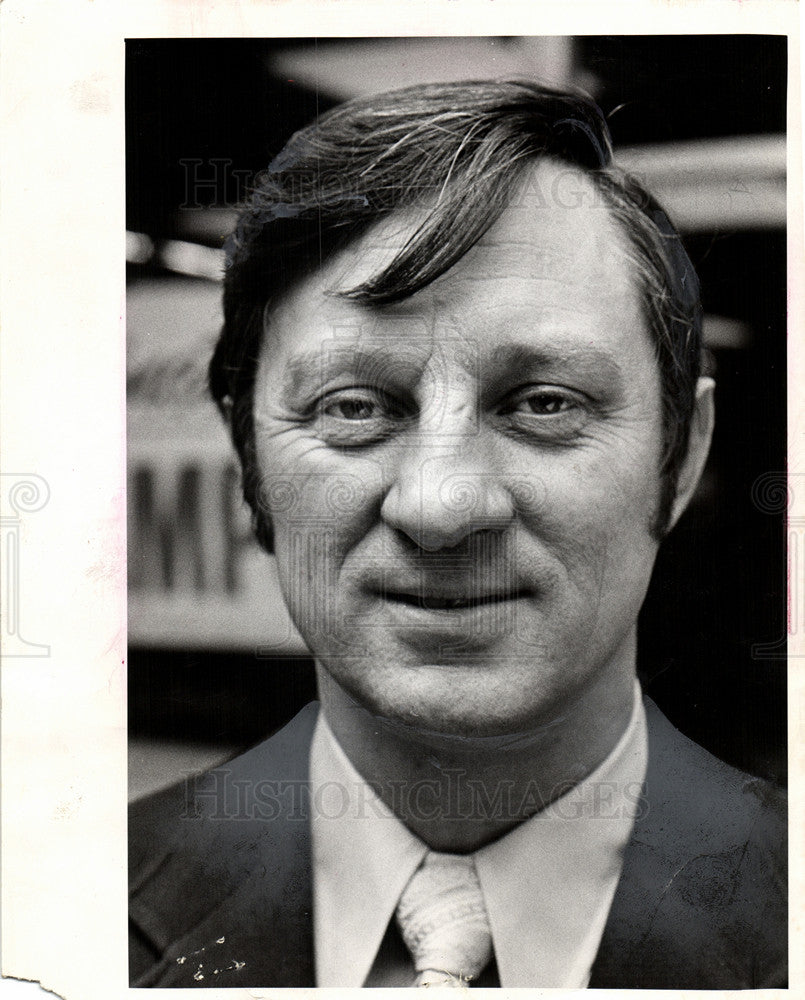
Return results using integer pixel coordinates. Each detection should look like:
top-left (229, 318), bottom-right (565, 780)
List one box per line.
top-left (279, 345), bottom-right (418, 404)
top-left (488, 343), bottom-right (627, 389)
top-left (277, 340), bottom-right (629, 406)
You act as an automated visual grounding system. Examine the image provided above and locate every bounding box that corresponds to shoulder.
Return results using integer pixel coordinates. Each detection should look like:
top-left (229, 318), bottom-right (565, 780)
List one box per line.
top-left (129, 702), bottom-right (319, 986)
top-left (641, 696), bottom-right (786, 859)
top-left (130, 701), bottom-right (319, 879)
top-left (598, 697), bottom-right (786, 989)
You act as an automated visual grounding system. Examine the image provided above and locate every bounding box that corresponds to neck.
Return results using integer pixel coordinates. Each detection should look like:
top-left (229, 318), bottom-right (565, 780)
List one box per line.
top-left (316, 656), bottom-right (637, 853)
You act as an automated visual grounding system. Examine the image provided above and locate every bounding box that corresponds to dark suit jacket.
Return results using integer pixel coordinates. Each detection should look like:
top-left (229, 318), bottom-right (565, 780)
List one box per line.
top-left (129, 698), bottom-right (786, 988)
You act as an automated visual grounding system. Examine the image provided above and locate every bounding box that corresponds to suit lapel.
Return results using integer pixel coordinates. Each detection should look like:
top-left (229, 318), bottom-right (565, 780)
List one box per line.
top-left (588, 698), bottom-right (677, 987)
top-left (133, 697), bottom-right (783, 989)
top-left (130, 703), bottom-right (319, 987)
top-left (588, 697), bottom-right (774, 989)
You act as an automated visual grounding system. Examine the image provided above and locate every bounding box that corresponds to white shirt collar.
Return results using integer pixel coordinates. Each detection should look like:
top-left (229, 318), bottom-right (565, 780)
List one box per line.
top-left (311, 680), bottom-right (647, 988)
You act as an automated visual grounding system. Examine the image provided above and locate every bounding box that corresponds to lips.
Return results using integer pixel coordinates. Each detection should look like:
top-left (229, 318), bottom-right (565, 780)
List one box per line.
top-left (381, 590), bottom-right (525, 612)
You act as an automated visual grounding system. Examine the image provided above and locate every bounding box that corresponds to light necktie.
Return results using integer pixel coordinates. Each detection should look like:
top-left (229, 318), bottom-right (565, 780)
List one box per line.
top-left (395, 851), bottom-right (493, 987)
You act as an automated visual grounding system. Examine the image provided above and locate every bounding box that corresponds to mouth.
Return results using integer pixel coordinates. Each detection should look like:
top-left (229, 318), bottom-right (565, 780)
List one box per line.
top-left (381, 590), bottom-right (526, 612)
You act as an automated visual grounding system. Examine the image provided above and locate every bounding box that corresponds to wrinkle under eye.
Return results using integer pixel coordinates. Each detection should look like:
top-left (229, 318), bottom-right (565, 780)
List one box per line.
top-left (499, 385), bottom-right (593, 442)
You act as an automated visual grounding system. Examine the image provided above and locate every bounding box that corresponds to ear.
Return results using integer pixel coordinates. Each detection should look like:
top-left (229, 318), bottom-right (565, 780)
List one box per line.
top-left (666, 376), bottom-right (716, 533)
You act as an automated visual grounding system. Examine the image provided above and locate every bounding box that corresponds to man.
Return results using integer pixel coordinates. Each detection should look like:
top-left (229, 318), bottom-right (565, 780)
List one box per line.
top-left (129, 80), bottom-right (786, 989)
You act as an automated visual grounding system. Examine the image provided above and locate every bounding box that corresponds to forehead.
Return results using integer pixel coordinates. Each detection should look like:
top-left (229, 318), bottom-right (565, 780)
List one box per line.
top-left (261, 160), bottom-right (651, 379)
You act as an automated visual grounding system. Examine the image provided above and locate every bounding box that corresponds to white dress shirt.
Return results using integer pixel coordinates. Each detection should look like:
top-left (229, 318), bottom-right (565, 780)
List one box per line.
top-left (311, 681), bottom-right (648, 988)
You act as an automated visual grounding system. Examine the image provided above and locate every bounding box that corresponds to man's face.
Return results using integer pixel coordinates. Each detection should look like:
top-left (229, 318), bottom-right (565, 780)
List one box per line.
top-left (253, 161), bottom-right (665, 737)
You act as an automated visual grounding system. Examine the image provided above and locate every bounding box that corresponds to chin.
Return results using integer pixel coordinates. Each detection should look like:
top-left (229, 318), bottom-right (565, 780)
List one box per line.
top-left (339, 663), bottom-right (562, 741)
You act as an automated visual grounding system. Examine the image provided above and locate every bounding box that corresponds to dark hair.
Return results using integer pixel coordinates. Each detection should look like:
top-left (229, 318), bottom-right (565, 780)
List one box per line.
top-left (209, 79), bottom-right (702, 550)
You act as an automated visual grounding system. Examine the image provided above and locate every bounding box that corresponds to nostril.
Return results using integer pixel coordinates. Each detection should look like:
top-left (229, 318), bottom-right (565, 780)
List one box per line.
top-left (414, 528), bottom-right (451, 551)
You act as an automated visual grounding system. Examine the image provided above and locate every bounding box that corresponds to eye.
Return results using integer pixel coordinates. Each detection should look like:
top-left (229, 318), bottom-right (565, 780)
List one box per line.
top-left (322, 391), bottom-right (382, 421)
top-left (507, 386), bottom-right (582, 416)
top-left (315, 387), bottom-right (406, 445)
top-left (515, 389), bottom-right (576, 415)
top-left (501, 384), bottom-right (590, 441)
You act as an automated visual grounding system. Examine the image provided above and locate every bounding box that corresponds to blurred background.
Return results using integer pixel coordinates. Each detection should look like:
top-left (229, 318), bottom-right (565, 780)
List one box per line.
top-left (126, 36), bottom-right (787, 799)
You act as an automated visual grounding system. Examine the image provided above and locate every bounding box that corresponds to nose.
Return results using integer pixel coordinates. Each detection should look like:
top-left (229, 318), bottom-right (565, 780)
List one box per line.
top-left (380, 432), bottom-right (516, 551)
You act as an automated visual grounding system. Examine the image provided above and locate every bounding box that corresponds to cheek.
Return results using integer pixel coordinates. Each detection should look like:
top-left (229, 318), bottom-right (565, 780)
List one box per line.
top-left (259, 456), bottom-right (387, 585)
top-left (516, 443), bottom-right (662, 582)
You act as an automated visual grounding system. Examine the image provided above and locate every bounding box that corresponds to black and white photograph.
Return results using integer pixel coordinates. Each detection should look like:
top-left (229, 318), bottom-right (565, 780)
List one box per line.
top-left (3, 8), bottom-right (802, 997)
top-left (124, 35), bottom-right (788, 990)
